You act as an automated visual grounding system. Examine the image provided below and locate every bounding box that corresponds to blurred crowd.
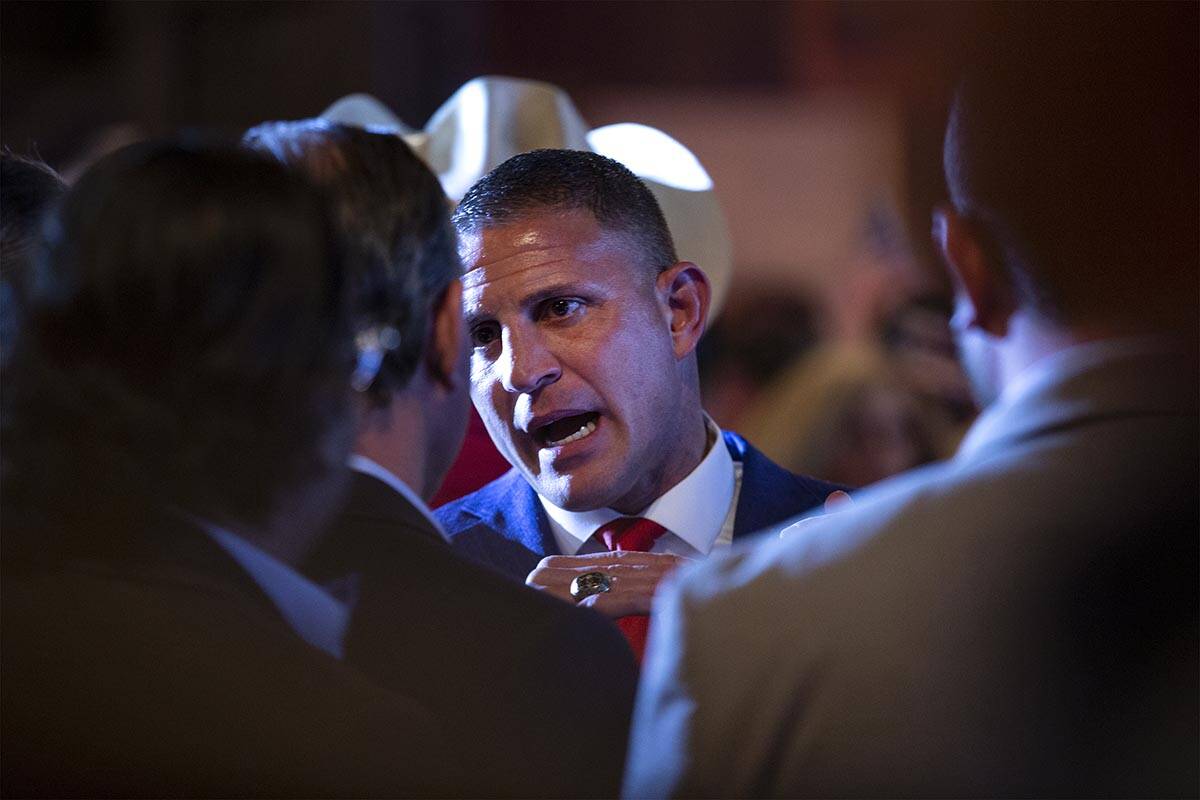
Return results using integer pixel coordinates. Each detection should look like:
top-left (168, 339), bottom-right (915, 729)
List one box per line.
top-left (701, 285), bottom-right (975, 489)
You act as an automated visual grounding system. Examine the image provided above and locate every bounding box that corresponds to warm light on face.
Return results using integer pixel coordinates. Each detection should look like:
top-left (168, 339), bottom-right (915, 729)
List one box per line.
top-left (460, 210), bottom-right (696, 513)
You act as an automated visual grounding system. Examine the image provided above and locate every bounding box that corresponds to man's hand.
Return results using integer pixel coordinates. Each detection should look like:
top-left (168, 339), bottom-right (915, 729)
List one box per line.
top-left (823, 490), bottom-right (852, 511)
top-left (526, 551), bottom-right (694, 617)
top-left (780, 490), bottom-right (854, 539)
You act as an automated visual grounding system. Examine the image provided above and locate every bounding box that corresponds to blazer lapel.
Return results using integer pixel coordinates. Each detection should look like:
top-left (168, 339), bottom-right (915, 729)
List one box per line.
top-left (451, 469), bottom-right (559, 580)
top-left (510, 480), bottom-right (558, 557)
top-left (724, 430), bottom-right (835, 540)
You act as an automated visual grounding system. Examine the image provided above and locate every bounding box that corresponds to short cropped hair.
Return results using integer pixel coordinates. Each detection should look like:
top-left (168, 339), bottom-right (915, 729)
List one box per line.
top-left (1, 153), bottom-right (68, 365)
top-left (453, 149), bottom-right (677, 275)
top-left (945, 3), bottom-right (1198, 326)
top-left (244, 120), bottom-right (459, 402)
top-left (2, 141), bottom-right (354, 566)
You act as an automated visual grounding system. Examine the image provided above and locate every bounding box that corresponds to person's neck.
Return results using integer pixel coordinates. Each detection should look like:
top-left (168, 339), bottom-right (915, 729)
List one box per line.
top-left (997, 308), bottom-right (1148, 386)
top-left (354, 393), bottom-right (431, 501)
top-left (609, 407), bottom-right (710, 516)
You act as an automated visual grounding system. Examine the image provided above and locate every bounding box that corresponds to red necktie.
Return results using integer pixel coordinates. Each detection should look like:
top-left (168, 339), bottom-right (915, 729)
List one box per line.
top-left (595, 517), bottom-right (667, 662)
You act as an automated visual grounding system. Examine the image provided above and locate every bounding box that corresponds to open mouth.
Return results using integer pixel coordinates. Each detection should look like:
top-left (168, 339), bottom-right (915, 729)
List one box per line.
top-left (533, 412), bottom-right (600, 448)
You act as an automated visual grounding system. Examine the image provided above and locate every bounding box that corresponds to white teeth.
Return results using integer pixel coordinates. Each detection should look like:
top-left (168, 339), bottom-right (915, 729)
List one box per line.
top-left (546, 420), bottom-right (597, 447)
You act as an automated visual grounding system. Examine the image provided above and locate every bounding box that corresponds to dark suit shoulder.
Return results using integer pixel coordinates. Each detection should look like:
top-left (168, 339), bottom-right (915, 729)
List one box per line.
top-left (434, 467), bottom-right (528, 533)
top-left (305, 471), bottom-right (444, 586)
top-left (2, 554), bottom-right (459, 798)
top-left (723, 429), bottom-right (846, 538)
top-left (434, 469), bottom-right (555, 581)
top-left (344, 511), bottom-right (637, 797)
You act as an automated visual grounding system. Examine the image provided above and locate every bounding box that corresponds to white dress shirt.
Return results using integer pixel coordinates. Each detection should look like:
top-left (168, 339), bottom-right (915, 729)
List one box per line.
top-left (347, 453), bottom-right (448, 540)
top-left (541, 417), bottom-right (743, 558)
top-left (202, 523), bottom-right (350, 660)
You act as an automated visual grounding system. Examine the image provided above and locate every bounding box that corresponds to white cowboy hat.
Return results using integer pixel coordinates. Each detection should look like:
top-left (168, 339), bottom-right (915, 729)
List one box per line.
top-left (321, 76), bottom-right (733, 316)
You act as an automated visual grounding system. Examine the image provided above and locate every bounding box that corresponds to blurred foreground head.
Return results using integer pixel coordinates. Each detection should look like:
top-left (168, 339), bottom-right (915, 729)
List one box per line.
top-left (244, 120), bottom-right (461, 401)
top-left (934, 3), bottom-right (1198, 406)
top-left (244, 120), bottom-right (469, 497)
top-left (940, 3), bottom-right (1197, 337)
top-left (2, 141), bottom-right (356, 567)
top-left (1, 153), bottom-right (67, 364)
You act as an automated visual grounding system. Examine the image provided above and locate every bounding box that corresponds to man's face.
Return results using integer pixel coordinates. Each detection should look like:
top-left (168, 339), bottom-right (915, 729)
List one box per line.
top-left (460, 208), bottom-right (691, 513)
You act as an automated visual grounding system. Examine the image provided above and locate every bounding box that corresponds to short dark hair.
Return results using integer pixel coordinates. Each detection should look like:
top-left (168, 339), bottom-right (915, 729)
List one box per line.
top-left (453, 149), bottom-right (677, 275)
top-left (2, 141), bottom-right (355, 565)
top-left (1, 152), bottom-right (66, 276)
top-left (1, 153), bottom-right (68, 365)
top-left (244, 120), bottom-right (459, 401)
top-left (945, 3), bottom-right (1198, 327)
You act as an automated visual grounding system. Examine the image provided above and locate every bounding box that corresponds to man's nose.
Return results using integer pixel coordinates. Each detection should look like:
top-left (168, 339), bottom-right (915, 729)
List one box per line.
top-left (499, 326), bottom-right (561, 394)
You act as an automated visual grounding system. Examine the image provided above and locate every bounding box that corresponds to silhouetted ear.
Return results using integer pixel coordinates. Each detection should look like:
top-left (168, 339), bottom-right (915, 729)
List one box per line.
top-left (656, 261), bottom-right (710, 359)
top-left (932, 206), bottom-right (1014, 338)
top-left (426, 278), bottom-right (465, 390)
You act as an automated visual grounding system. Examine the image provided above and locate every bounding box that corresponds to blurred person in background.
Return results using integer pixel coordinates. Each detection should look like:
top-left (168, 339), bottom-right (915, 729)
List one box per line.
top-left (246, 119), bottom-right (637, 797)
top-left (739, 293), bottom-right (970, 489)
top-left (697, 282), bottom-right (821, 431)
top-left (1, 141), bottom-right (459, 797)
top-left (436, 149), bottom-right (844, 661)
top-left (627, 3), bottom-right (1198, 795)
top-left (741, 344), bottom-right (940, 489)
top-left (881, 292), bottom-right (977, 449)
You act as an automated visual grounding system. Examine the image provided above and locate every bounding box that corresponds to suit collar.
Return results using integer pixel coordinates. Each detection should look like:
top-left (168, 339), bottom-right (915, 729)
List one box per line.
top-left (726, 430), bottom-right (834, 538)
top-left (456, 468), bottom-right (557, 557)
top-left (451, 430), bottom-right (838, 554)
top-left (341, 470), bottom-right (446, 545)
top-left (957, 340), bottom-right (1198, 464)
top-left (539, 417), bottom-right (737, 555)
top-left (347, 455), bottom-right (447, 541)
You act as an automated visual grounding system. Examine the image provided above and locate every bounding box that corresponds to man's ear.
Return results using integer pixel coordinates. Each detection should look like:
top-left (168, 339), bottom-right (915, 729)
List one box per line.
top-left (932, 205), bottom-right (1013, 338)
top-left (425, 278), bottom-right (465, 391)
top-left (656, 261), bottom-right (711, 359)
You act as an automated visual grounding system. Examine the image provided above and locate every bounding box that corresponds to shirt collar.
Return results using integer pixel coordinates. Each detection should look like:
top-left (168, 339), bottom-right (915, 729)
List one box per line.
top-left (200, 523), bottom-right (349, 659)
top-left (540, 416), bottom-right (736, 555)
top-left (347, 453), bottom-right (448, 541)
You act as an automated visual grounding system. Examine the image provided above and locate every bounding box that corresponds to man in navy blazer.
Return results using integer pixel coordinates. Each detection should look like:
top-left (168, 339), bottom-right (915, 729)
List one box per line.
top-left (439, 429), bottom-right (836, 585)
top-left (436, 149), bottom-right (842, 629)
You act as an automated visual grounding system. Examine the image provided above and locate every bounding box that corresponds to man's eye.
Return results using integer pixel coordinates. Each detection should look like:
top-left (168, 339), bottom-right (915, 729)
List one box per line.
top-left (471, 323), bottom-right (500, 347)
top-left (545, 298), bottom-right (583, 318)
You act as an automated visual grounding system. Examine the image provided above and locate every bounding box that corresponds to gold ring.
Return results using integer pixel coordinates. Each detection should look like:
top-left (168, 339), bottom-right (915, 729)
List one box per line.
top-left (569, 571), bottom-right (612, 601)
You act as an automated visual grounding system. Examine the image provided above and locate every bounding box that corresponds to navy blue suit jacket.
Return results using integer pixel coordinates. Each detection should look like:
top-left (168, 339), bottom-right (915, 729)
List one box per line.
top-left (435, 430), bottom-right (843, 583)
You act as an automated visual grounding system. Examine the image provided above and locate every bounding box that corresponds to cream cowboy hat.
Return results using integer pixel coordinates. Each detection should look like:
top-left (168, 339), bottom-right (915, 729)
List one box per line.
top-left (321, 76), bottom-right (733, 316)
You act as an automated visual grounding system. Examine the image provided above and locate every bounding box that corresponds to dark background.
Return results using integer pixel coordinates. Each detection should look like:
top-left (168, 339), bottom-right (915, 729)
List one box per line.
top-left (2, 1), bottom-right (1007, 262)
top-left (3, 2), bottom-right (994, 149)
